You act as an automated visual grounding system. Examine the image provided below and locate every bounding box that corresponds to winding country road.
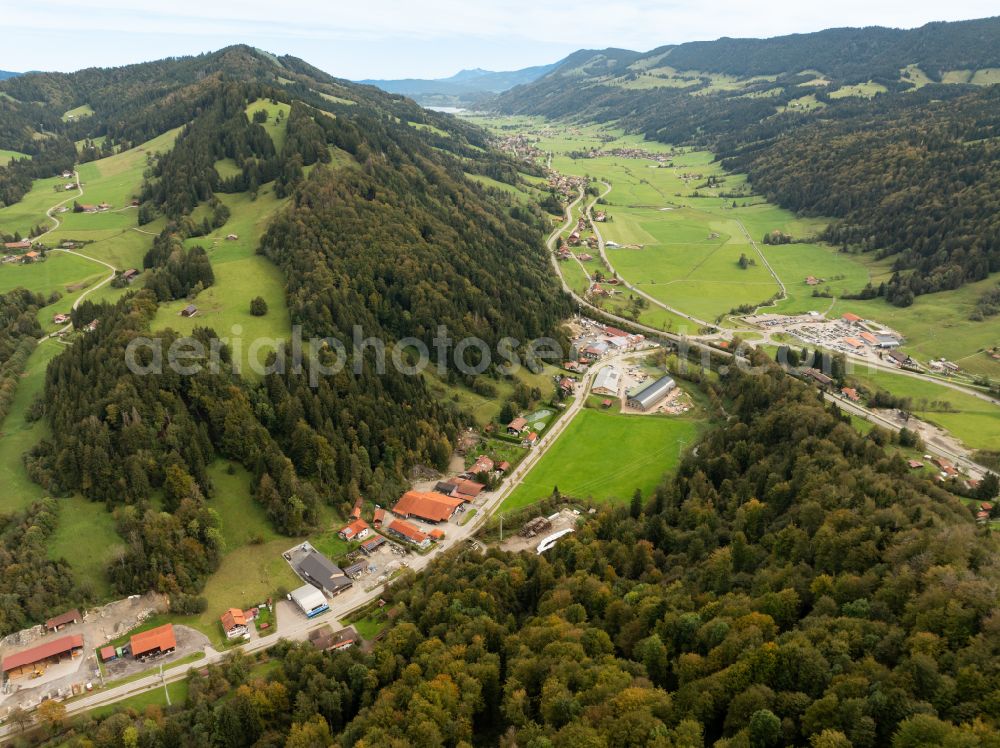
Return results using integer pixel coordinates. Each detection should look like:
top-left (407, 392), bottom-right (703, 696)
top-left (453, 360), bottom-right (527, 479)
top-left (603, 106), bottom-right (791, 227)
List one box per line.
top-left (31, 170), bottom-right (119, 340)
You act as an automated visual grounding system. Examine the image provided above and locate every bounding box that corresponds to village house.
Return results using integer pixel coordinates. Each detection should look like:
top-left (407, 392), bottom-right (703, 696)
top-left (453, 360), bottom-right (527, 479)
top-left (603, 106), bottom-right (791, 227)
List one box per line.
top-left (567, 231), bottom-right (581, 246)
top-left (180, 304), bottom-right (198, 317)
top-left (841, 387), bottom-right (860, 402)
top-left (523, 432), bottom-right (539, 447)
top-left (886, 349), bottom-right (912, 366)
top-left (309, 625), bottom-right (358, 651)
top-left (220, 608), bottom-right (249, 640)
top-left (471, 455), bottom-right (495, 474)
top-left (53, 313), bottom-right (70, 324)
top-left (506, 417), bottom-right (528, 436)
top-left (338, 518), bottom-right (370, 541)
top-left (372, 507), bottom-right (386, 528)
top-left (3, 240), bottom-right (31, 251)
top-left (22, 250), bottom-right (40, 263)
top-left (350, 497), bottom-right (363, 520)
top-left (122, 268), bottom-right (140, 284)
top-left (497, 460), bottom-right (511, 473)
top-left (594, 211), bottom-right (607, 222)
top-left (558, 377), bottom-right (575, 395)
top-left (907, 460), bottom-right (924, 469)
top-left (385, 519), bottom-right (432, 549)
top-left (803, 368), bottom-right (833, 388)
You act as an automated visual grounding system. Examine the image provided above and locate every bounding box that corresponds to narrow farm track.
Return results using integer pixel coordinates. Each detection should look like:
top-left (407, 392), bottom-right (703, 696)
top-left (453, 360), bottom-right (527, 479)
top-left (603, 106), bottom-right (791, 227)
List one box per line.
top-left (34, 170), bottom-right (119, 340)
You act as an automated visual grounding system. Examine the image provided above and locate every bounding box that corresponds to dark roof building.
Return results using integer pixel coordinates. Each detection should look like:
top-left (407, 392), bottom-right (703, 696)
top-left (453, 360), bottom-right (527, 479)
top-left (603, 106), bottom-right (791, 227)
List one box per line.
top-left (297, 550), bottom-right (353, 596)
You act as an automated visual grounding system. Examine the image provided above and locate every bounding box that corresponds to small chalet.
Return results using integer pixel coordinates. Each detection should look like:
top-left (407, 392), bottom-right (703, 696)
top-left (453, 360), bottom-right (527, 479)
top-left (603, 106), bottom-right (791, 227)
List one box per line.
top-left (471, 455), bottom-right (495, 474)
top-left (180, 304), bottom-right (198, 317)
top-left (372, 507), bottom-right (386, 528)
top-left (22, 251), bottom-right (40, 263)
top-left (220, 608), bottom-right (249, 640)
top-left (226, 234), bottom-right (239, 240)
top-left (497, 460), bottom-right (511, 473)
top-left (841, 387), bottom-right (860, 402)
top-left (339, 518), bottom-right (370, 541)
top-left (523, 432), bottom-right (539, 447)
top-left (558, 377), bottom-right (575, 394)
top-left (350, 497), bottom-right (363, 520)
top-left (907, 460), bottom-right (924, 469)
top-left (507, 417), bottom-right (528, 435)
top-left (122, 268), bottom-right (140, 284)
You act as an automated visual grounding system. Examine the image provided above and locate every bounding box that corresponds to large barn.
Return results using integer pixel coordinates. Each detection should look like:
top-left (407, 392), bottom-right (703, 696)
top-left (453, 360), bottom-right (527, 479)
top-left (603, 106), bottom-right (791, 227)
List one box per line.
top-left (2, 635), bottom-right (84, 680)
top-left (627, 375), bottom-right (676, 411)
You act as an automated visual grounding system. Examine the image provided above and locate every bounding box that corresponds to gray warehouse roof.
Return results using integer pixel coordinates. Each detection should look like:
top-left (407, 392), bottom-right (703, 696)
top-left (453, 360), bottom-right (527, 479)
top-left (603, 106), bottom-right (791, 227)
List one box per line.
top-left (297, 551), bottom-right (353, 594)
top-left (592, 366), bottom-right (621, 393)
top-left (628, 375), bottom-right (676, 410)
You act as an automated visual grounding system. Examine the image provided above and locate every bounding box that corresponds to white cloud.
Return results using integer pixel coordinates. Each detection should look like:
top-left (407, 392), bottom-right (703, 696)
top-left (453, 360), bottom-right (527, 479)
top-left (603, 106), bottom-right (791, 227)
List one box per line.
top-left (2, 0), bottom-right (997, 76)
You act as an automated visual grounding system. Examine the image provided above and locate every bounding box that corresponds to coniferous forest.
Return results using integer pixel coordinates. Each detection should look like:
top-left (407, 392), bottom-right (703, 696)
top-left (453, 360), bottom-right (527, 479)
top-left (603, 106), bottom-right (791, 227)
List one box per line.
top-left (56, 363), bottom-right (1000, 746)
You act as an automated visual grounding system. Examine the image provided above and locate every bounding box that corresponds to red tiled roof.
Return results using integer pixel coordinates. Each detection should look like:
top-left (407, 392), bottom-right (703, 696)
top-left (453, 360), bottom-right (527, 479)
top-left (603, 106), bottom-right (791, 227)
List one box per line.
top-left (429, 528), bottom-right (445, 540)
top-left (131, 624), bottom-right (176, 656)
top-left (373, 508), bottom-right (386, 524)
top-left (388, 519), bottom-right (430, 544)
top-left (453, 479), bottom-right (485, 498)
top-left (392, 491), bottom-right (463, 523)
top-left (507, 417), bottom-right (527, 431)
top-left (859, 332), bottom-right (878, 344)
top-left (99, 645), bottom-right (116, 661)
top-left (842, 312), bottom-right (862, 322)
top-left (340, 518), bottom-right (369, 538)
top-left (3, 635), bottom-right (83, 672)
top-left (221, 608), bottom-right (247, 631)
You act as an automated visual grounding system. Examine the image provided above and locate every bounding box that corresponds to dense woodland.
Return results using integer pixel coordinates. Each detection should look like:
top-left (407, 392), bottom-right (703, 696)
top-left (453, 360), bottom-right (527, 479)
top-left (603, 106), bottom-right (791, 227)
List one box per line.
top-left (495, 17), bottom-right (1000, 300)
top-left (50, 364), bottom-right (1000, 746)
top-left (0, 289), bottom-right (43, 425)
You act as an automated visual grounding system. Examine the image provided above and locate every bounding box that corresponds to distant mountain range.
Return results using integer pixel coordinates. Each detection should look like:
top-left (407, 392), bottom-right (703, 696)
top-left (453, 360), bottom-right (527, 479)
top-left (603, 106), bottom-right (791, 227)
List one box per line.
top-left (359, 63), bottom-right (556, 107)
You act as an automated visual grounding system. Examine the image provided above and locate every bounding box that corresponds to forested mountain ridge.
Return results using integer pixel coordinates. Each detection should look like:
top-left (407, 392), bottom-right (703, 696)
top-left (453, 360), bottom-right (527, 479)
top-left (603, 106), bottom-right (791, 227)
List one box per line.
top-left (494, 16), bottom-right (1000, 302)
top-left (62, 361), bottom-right (1000, 746)
top-left (0, 48), bottom-right (568, 625)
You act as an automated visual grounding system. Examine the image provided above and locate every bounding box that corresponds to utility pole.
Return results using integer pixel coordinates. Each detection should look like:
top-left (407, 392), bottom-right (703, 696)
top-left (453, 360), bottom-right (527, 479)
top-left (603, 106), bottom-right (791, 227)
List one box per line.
top-left (161, 664), bottom-right (171, 706)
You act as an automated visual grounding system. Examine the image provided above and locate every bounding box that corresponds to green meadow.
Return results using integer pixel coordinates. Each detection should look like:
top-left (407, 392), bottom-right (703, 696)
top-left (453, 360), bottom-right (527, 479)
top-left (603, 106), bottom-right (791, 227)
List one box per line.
top-left (245, 99), bottom-right (291, 152)
top-left (0, 251), bottom-right (104, 296)
top-left (152, 187), bottom-right (292, 377)
top-left (502, 406), bottom-right (705, 511)
top-left (848, 367), bottom-right (1000, 452)
top-left (61, 103), bottom-right (95, 121)
top-left (0, 148), bottom-right (29, 163)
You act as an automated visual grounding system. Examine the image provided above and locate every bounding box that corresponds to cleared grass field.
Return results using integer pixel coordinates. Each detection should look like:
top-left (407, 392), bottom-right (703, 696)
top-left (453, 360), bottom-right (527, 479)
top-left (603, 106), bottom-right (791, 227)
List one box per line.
top-left (0, 252), bottom-right (104, 296)
top-left (47, 496), bottom-right (120, 599)
top-left (245, 99), bottom-right (291, 152)
top-left (849, 368), bottom-right (1000, 452)
top-left (0, 175), bottom-right (72, 238)
top-left (152, 188), bottom-right (291, 377)
top-left (0, 148), bottom-right (29, 163)
top-left (502, 406), bottom-right (705, 511)
top-left (61, 103), bottom-right (95, 121)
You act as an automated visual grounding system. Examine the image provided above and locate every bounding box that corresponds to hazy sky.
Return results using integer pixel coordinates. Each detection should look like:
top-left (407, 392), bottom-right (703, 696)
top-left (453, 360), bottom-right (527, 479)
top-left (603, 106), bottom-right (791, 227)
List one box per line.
top-left (2, 1), bottom-right (997, 79)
